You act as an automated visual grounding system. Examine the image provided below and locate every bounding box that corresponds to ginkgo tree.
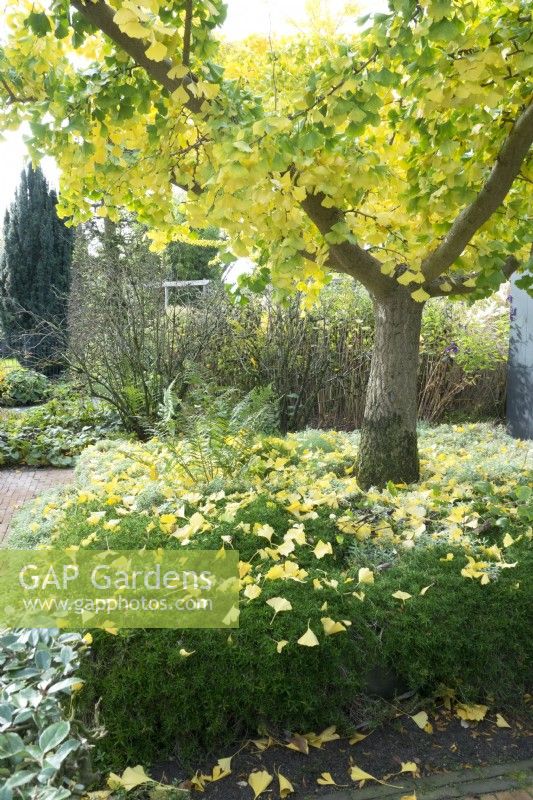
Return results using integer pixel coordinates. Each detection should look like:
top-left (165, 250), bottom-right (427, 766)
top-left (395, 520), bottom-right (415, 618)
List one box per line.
top-left (1, 0), bottom-right (531, 487)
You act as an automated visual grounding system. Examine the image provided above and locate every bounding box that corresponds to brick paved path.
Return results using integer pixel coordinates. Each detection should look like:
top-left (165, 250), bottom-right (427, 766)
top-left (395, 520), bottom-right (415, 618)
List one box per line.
top-left (0, 468), bottom-right (74, 545)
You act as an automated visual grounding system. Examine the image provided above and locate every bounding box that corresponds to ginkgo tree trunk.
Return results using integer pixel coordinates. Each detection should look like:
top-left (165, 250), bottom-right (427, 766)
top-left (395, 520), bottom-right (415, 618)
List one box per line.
top-left (1, 0), bottom-right (532, 487)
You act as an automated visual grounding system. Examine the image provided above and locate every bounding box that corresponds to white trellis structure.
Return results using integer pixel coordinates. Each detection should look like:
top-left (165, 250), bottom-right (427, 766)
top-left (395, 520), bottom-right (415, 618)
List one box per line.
top-left (163, 279), bottom-right (211, 309)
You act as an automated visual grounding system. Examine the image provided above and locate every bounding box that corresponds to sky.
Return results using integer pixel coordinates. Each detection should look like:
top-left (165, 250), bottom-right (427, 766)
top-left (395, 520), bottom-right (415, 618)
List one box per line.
top-left (0, 0), bottom-right (387, 216)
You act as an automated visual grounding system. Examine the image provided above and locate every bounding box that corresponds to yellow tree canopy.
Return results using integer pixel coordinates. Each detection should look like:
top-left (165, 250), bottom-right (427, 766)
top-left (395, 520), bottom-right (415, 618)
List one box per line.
top-left (1, 0), bottom-right (532, 303)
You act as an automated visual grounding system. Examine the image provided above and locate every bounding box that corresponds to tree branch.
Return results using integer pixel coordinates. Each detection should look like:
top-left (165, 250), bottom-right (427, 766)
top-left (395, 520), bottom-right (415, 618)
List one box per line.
top-left (182, 0), bottom-right (193, 67)
top-left (0, 75), bottom-right (36, 104)
top-left (300, 192), bottom-right (396, 296)
top-left (69, 0), bottom-right (203, 112)
top-left (422, 100), bottom-right (533, 282)
top-left (426, 254), bottom-right (519, 297)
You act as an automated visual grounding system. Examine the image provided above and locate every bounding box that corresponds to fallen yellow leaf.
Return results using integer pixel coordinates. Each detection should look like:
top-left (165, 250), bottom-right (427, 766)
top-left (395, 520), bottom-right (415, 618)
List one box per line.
top-left (209, 764), bottom-right (231, 782)
top-left (297, 625), bottom-right (319, 647)
top-left (392, 590), bottom-right (412, 601)
top-left (349, 765), bottom-right (396, 786)
top-left (321, 617), bottom-right (347, 635)
top-left (349, 732), bottom-right (368, 744)
top-left (248, 770), bottom-right (273, 799)
top-left (108, 766), bottom-right (152, 792)
top-left (189, 771), bottom-right (207, 792)
top-left (266, 597), bottom-right (293, 618)
top-left (252, 737), bottom-right (275, 751)
top-left (317, 773), bottom-right (337, 786)
top-left (278, 772), bottom-right (294, 798)
top-left (456, 703), bottom-right (488, 722)
top-left (286, 733), bottom-right (309, 754)
top-left (313, 540), bottom-right (333, 559)
top-left (358, 567), bottom-right (374, 584)
top-left (496, 713), bottom-right (511, 728)
top-left (410, 711), bottom-right (428, 729)
top-left (305, 726), bottom-right (340, 748)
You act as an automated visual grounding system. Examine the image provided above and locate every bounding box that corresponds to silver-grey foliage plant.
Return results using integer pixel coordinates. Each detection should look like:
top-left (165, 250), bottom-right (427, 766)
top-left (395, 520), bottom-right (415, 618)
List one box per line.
top-left (0, 628), bottom-right (98, 800)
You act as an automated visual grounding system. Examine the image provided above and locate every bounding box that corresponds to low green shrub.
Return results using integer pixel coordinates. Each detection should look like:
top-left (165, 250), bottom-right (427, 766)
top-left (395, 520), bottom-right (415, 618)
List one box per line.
top-left (0, 628), bottom-right (98, 800)
top-left (15, 423), bottom-right (533, 768)
top-left (79, 573), bottom-right (376, 767)
top-left (0, 366), bottom-right (51, 407)
top-left (361, 544), bottom-right (533, 702)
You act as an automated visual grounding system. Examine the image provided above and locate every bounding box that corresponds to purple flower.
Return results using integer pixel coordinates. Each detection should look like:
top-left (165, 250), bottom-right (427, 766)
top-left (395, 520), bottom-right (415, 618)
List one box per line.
top-left (445, 341), bottom-right (459, 355)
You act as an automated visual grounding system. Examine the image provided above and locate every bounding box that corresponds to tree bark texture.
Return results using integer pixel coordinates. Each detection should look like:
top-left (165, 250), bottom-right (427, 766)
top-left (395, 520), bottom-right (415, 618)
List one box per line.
top-left (358, 290), bottom-right (424, 489)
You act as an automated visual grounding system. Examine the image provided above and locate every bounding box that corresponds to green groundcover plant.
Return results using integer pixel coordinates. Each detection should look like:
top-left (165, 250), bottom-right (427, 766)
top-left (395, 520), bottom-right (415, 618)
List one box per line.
top-left (0, 395), bottom-right (122, 467)
top-left (0, 362), bottom-right (51, 408)
top-left (10, 423), bottom-right (533, 768)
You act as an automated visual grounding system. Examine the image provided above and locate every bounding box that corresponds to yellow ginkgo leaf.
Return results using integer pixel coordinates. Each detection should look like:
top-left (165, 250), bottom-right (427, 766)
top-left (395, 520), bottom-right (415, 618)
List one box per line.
top-left (256, 524), bottom-right (275, 541)
top-left (502, 533), bottom-right (514, 547)
top-left (113, 8), bottom-right (136, 26)
top-left (358, 567), bottom-right (374, 584)
top-left (297, 625), bottom-right (319, 647)
top-left (179, 648), bottom-right (195, 657)
top-left (108, 766), bottom-right (152, 792)
top-left (244, 584), bottom-right (262, 600)
top-left (496, 713), bottom-right (511, 728)
top-left (121, 21), bottom-right (148, 39)
top-left (167, 64), bottom-right (189, 80)
top-left (145, 40), bottom-right (167, 62)
top-left (217, 757), bottom-right (232, 772)
top-left (313, 540), bottom-right (333, 559)
top-left (190, 772), bottom-right (207, 792)
top-left (210, 764), bottom-right (231, 782)
top-left (410, 711), bottom-right (428, 729)
top-left (349, 765), bottom-right (389, 785)
top-left (349, 732), bottom-right (368, 744)
top-left (455, 703), bottom-right (488, 721)
top-left (411, 288), bottom-right (430, 303)
top-left (419, 584), bottom-right (433, 596)
top-left (266, 597), bottom-right (293, 618)
top-left (286, 733), bottom-right (309, 754)
top-left (276, 639), bottom-right (289, 653)
top-left (392, 590), bottom-right (412, 601)
top-left (317, 773), bottom-right (337, 786)
top-left (400, 794), bottom-right (417, 800)
top-left (222, 605), bottom-right (240, 626)
top-left (248, 770), bottom-right (273, 799)
top-left (278, 772), bottom-right (294, 798)
top-left (321, 617), bottom-right (347, 636)
top-left (400, 762), bottom-right (418, 774)
top-left (305, 726), bottom-right (340, 748)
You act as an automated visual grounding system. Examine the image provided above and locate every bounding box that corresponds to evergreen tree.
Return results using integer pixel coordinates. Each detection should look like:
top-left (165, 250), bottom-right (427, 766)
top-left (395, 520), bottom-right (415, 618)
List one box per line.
top-left (164, 227), bottom-right (223, 282)
top-left (0, 165), bottom-right (73, 362)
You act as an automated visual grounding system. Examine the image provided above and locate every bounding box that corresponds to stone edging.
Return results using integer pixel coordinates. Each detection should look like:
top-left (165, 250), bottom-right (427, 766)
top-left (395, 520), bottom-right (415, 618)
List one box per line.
top-left (305, 758), bottom-right (533, 800)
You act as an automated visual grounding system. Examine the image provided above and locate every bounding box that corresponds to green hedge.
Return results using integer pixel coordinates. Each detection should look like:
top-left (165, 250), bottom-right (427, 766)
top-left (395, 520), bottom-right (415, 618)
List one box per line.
top-left (15, 425), bottom-right (533, 768)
